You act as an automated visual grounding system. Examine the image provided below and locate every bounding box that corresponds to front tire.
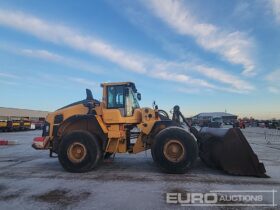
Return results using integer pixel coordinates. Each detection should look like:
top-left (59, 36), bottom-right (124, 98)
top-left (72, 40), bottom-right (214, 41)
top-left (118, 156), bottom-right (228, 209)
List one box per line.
top-left (58, 130), bottom-right (102, 173)
top-left (151, 127), bottom-right (198, 174)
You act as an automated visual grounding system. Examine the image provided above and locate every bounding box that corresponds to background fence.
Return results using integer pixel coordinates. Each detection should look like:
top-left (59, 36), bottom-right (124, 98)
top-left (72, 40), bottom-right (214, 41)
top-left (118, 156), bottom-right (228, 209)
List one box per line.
top-left (242, 128), bottom-right (280, 145)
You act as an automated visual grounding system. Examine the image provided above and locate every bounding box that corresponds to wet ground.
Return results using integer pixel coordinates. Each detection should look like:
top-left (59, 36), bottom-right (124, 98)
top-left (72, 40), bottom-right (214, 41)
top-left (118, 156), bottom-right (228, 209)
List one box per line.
top-left (0, 129), bottom-right (279, 210)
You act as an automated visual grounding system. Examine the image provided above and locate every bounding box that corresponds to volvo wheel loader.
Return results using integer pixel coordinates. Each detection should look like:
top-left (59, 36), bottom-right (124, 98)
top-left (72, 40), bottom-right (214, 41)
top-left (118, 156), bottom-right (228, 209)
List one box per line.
top-left (32, 82), bottom-right (267, 177)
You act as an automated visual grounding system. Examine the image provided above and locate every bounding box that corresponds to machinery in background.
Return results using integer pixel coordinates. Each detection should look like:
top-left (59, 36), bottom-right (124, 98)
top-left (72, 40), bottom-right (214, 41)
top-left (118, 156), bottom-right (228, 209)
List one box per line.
top-left (0, 118), bottom-right (32, 132)
top-left (0, 120), bottom-right (7, 131)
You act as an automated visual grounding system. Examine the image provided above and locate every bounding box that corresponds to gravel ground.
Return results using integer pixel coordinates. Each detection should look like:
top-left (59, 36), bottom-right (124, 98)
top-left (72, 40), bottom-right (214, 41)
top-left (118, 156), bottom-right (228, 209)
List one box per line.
top-left (0, 129), bottom-right (279, 210)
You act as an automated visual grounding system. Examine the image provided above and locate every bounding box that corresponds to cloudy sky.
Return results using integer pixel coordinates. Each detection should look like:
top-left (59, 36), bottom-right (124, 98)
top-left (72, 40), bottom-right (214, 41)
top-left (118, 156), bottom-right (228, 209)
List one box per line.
top-left (0, 0), bottom-right (279, 119)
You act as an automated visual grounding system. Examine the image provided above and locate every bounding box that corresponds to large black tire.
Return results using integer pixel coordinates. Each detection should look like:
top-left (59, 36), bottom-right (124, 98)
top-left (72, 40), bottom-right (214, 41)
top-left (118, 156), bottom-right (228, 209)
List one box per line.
top-left (151, 127), bottom-right (198, 174)
top-left (58, 130), bottom-right (102, 173)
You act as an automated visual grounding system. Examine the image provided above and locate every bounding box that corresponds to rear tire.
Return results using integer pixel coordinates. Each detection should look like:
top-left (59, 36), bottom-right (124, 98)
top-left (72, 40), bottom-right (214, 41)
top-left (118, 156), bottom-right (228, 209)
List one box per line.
top-left (151, 127), bottom-right (198, 174)
top-left (58, 130), bottom-right (102, 173)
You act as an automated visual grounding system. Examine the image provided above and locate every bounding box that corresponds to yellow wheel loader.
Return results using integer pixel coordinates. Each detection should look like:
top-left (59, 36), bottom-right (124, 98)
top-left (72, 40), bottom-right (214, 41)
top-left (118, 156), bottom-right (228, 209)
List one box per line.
top-left (32, 82), bottom-right (267, 177)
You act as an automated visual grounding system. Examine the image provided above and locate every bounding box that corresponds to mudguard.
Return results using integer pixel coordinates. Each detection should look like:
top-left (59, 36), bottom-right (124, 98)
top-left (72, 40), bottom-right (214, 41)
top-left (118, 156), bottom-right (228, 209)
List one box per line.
top-left (198, 127), bottom-right (268, 178)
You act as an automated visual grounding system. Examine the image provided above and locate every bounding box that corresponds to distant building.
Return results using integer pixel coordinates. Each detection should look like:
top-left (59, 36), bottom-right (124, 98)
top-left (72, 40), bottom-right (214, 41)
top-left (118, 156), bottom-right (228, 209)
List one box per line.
top-left (192, 112), bottom-right (238, 125)
top-left (0, 107), bottom-right (48, 121)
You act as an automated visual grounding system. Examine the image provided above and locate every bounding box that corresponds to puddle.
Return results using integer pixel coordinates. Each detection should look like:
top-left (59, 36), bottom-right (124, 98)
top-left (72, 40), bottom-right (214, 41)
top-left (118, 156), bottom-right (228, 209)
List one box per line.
top-left (32, 189), bottom-right (91, 206)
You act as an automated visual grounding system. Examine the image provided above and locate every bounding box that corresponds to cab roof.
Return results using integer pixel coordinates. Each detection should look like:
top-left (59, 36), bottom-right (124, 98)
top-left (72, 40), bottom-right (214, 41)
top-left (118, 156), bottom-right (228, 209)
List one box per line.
top-left (101, 82), bottom-right (137, 92)
top-left (100, 82), bottom-right (135, 87)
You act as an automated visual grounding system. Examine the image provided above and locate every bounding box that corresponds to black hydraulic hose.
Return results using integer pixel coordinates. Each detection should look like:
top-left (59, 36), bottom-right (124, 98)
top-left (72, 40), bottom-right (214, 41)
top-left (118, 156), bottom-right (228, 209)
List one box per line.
top-left (172, 105), bottom-right (200, 140)
top-left (172, 105), bottom-right (191, 128)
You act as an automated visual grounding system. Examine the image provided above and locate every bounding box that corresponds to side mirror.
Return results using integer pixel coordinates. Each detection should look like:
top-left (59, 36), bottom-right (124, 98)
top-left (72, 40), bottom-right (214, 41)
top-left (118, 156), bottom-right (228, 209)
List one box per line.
top-left (137, 93), bottom-right (141, 101)
top-left (86, 89), bottom-right (93, 100)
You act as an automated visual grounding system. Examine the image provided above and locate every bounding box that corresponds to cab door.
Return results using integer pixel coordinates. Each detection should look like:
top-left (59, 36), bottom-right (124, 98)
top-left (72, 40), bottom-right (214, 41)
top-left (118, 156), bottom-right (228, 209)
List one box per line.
top-left (102, 85), bottom-right (126, 123)
top-left (102, 85), bottom-right (141, 124)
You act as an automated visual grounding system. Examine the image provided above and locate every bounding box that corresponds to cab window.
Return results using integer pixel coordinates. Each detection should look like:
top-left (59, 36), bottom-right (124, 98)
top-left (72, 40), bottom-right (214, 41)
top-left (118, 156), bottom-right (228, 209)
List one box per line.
top-left (107, 85), bottom-right (124, 108)
top-left (125, 88), bottom-right (140, 116)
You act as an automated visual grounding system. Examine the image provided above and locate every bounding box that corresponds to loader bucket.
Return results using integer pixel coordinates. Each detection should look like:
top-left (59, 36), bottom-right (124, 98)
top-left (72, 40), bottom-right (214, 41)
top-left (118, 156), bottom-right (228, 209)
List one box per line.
top-left (197, 127), bottom-right (268, 178)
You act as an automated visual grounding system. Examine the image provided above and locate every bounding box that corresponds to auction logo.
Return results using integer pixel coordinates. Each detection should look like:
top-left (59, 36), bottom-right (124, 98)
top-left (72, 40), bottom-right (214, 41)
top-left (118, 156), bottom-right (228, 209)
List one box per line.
top-left (166, 190), bottom-right (277, 207)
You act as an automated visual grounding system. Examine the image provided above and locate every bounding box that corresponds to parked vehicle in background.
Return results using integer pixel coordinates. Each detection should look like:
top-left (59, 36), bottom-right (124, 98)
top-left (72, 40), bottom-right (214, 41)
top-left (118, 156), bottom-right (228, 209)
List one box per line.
top-left (0, 120), bottom-right (7, 131)
top-left (0, 117), bottom-right (43, 132)
top-left (20, 119), bottom-right (31, 130)
top-left (258, 122), bottom-right (266, 128)
top-left (7, 120), bottom-right (21, 131)
top-left (209, 121), bottom-right (222, 128)
top-left (268, 121), bottom-right (279, 129)
top-left (33, 120), bottom-right (44, 130)
top-left (239, 120), bottom-right (246, 129)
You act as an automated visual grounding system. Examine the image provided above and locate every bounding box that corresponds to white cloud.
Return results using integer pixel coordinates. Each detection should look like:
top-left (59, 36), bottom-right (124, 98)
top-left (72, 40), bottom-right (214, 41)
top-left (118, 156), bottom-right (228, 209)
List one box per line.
top-left (0, 10), bottom-right (146, 74)
top-left (266, 69), bottom-right (280, 82)
top-left (20, 48), bottom-right (103, 74)
top-left (0, 9), bottom-right (255, 94)
top-left (0, 72), bottom-right (19, 79)
top-left (266, 69), bottom-right (280, 94)
top-left (152, 61), bottom-right (254, 93)
top-left (67, 77), bottom-right (98, 87)
top-left (0, 10), bottom-right (217, 90)
top-left (194, 65), bottom-right (254, 92)
top-left (176, 87), bottom-right (201, 94)
top-left (268, 86), bottom-right (280, 93)
top-left (0, 79), bottom-right (18, 85)
top-left (146, 0), bottom-right (255, 75)
top-left (151, 69), bottom-right (215, 88)
top-left (233, 2), bottom-right (250, 16)
top-left (24, 73), bottom-right (99, 91)
top-left (0, 72), bottom-right (19, 85)
top-left (270, 0), bottom-right (280, 23)
top-left (21, 49), bottom-right (62, 61)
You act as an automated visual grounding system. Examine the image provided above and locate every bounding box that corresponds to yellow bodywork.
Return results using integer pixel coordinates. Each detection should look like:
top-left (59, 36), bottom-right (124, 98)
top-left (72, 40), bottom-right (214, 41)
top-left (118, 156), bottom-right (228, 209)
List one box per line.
top-left (24, 122), bottom-right (31, 126)
top-left (12, 122), bottom-right (20, 127)
top-left (46, 103), bottom-right (89, 139)
top-left (45, 82), bottom-right (161, 155)
top-left (0, 121), bottom-right (7, 128)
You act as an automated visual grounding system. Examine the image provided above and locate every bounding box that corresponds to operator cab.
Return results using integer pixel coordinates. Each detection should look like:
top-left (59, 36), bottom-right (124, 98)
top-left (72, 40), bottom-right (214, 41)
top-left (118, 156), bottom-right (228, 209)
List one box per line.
top-left (101, 82), bottom-right (141, 117)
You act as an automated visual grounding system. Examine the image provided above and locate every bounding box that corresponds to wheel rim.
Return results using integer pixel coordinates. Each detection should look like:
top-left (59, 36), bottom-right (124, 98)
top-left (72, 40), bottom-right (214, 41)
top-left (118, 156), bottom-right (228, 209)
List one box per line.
top-left (67, 142), bottom-right (87, 163)
top-left (163, 140), bottom-right (185, 163)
